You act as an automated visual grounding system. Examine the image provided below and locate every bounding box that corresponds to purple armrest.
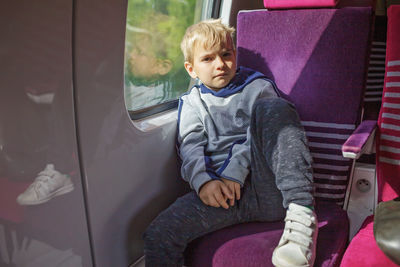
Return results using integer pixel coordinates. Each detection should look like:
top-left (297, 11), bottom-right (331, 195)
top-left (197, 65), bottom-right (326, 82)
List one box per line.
top-left (342, 120), bottom-right (377, 159)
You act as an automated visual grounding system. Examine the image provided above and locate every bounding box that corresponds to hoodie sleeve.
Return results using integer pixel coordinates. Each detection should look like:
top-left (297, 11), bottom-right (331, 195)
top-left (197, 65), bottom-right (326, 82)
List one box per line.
top-left (218, 127), bottom-right (252, 186)
top-left (177, 96), bottom-right (211, 194)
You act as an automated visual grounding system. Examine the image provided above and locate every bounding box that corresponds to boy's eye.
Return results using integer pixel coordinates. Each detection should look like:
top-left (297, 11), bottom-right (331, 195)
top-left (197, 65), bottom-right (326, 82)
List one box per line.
top-left (202, 57), bottom-right (212, 62)
top-left (223, 52), bottom-right (232, 57)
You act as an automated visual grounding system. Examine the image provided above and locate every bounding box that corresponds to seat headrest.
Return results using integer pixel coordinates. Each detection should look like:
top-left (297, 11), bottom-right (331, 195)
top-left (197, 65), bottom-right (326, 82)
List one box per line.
top-left (264, 0), bottom-right (339, 9)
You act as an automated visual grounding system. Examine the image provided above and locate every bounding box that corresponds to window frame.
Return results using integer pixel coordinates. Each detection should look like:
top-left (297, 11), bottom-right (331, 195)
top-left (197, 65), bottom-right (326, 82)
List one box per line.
top-left (128, 99), bottom-right (179, 120)
top-left (124, 0), bottom-right (222, 120)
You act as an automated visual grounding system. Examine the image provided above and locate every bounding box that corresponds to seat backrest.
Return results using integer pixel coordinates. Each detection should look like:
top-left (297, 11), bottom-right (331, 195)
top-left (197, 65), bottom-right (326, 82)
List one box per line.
top-left (237, 7), bottom-right (372, 204)
top-left (376, 5), bottom-right (400, 202)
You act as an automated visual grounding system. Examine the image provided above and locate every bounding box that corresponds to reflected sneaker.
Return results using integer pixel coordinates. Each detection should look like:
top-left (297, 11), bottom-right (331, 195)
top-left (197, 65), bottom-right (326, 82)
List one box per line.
top-left (272, 203), bottom-right (318, 267)
top-left (17, 164), bottom-right (74, 205)
top-left (25, 84), bottom-right (55, 104)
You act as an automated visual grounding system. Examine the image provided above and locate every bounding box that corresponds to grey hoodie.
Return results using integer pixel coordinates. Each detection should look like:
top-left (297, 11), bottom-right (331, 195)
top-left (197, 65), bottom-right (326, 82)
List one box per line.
top-left (177, 67), bottom-right (279, 193)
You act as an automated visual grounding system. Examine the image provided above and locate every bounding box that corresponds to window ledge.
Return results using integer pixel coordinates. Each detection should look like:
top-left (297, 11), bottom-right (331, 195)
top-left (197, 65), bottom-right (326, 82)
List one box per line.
top-left (131, 109), bottom-right (178, 132)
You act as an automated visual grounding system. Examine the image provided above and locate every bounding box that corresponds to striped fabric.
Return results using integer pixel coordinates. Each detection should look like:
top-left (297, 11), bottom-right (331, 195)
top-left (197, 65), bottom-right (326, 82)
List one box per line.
top-left (376, 5), bottom-right (400, 203)
top-left (378, 59), bottom-right (400, 168)
top-left (365, 41), bottom-right (386, 103)
top-left (302, 121), bottom-right (355, 204)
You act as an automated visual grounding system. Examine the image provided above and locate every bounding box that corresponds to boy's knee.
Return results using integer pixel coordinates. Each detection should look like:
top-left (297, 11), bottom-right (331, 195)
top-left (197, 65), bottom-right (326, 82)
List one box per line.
top-left (143, 213), bottom-right (183, 249)
top-left (252, 98), bottom-right (298, 128)
top-left (253, 98), bottom-right (294, 117)
top-left (143, 221), bottom-right (184, 265)
top-left (143, 222), bottom-right (160, 246)
top-left (143, 217), bottom-right (172, 248)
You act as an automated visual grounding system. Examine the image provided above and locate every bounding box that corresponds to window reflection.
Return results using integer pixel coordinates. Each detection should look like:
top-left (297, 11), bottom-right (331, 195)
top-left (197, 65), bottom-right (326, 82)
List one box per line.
top-left (124, 0), bottom-right (197, 112)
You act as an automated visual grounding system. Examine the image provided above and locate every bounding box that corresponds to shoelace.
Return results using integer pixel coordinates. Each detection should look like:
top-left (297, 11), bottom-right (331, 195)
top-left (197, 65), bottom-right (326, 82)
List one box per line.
top-left (35, 175), bottom-right (52, 184)
top-left (32, 171), bottom-right (57, 196)
top-left (35, 168), bottom-right (57, 182)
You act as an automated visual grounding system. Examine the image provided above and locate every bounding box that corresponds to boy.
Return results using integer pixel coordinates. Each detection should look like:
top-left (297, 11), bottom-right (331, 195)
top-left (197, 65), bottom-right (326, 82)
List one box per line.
top-left (144, 19), bottom-right (318, 267)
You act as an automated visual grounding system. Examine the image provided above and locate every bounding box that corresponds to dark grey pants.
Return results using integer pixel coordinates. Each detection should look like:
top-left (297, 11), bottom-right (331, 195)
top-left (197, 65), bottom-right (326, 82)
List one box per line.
top-left (143, 98), bottom-right (314, 266)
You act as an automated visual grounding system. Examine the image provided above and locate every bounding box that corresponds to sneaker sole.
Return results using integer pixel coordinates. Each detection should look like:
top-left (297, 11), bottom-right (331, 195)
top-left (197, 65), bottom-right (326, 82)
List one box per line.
top-left (272, 255), bottom-right (311, 267)
top-left (272, 245), bottom-right (316, 267)
top-left (18, 183), bottom-right (74, 205)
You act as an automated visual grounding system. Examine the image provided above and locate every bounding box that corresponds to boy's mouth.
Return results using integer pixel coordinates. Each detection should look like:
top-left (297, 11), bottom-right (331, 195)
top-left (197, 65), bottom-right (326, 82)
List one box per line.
top-left (215, 72), bottom-right (228, 78)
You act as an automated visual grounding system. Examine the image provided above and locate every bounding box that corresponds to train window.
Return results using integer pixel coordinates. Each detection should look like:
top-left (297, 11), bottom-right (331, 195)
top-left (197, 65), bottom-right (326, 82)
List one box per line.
top-left (124, 0), bottom-right (213, 120)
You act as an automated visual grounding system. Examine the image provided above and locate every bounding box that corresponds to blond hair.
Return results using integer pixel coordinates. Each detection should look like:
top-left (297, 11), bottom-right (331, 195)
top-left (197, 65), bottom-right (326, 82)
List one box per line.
top-left (180, 19), bottom-right (235, 63)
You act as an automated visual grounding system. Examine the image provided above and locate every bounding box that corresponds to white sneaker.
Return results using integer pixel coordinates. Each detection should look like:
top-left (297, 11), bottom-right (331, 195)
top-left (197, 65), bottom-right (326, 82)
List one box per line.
top-left (272, 203), bottom-right (318, 267)
top-left (17, 164), bottom-right (74, 205)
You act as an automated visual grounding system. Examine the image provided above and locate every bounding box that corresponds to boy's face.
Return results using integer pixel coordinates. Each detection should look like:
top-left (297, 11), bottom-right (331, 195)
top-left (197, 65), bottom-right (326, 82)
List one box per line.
top-left (184, 38), bottom-right (236, 91)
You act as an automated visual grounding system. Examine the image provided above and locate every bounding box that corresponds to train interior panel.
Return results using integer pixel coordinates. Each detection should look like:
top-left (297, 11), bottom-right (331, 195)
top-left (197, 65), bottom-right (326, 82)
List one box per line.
top-left (1, 0), bottom-right (400, 266)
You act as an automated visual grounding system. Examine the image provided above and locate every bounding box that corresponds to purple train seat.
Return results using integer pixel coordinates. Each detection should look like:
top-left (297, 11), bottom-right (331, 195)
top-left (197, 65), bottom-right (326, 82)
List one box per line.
top-left (340, 5), bottom-right (400, 267)
top-left (184, 7), bottom-right (372, 267)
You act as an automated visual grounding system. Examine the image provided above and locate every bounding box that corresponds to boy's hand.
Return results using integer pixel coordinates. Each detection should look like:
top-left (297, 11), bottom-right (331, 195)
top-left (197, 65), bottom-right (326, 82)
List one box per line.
top-left (199, 180), bottom-right (234, 209)
top-left (221, 178), bottom-right (241, 206)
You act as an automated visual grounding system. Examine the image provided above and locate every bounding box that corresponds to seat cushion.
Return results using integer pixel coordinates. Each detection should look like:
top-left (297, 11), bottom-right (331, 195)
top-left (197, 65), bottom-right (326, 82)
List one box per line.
top-left (340, 216), bottom-right (399, 267)
top-left (185, 201), bottom-right (348, 267)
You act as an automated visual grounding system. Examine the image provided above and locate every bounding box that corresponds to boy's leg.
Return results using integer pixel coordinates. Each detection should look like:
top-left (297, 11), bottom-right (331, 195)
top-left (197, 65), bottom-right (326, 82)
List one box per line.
top-left (249, 97), bottom-right (314, 212)
top-left (249, 98), bottom-right (317, 266)
top-left (143, 191), bottom-right (242, 267)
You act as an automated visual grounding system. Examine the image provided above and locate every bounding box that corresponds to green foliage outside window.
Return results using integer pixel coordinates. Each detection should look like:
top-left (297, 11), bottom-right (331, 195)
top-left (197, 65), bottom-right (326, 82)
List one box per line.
top-left (124, 0), bottom-right (198, 111)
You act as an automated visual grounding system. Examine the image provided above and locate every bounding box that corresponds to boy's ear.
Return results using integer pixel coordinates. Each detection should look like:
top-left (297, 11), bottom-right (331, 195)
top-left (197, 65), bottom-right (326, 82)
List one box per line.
top-left (157, 59), bottom-right (172, 76)
top-left (184, 61), bottom-right (197, 79)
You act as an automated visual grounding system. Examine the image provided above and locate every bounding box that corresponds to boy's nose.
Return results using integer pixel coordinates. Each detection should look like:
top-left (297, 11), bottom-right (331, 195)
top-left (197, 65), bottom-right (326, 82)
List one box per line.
top-left (215, 56), bottom-right (225, 68)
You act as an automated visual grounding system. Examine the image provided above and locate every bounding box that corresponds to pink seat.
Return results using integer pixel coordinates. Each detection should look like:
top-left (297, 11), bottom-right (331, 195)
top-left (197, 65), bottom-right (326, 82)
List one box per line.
top-left (340, 5), bottom-right (400, 267)
top-left (341, 216), bottom-right (398, 266)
